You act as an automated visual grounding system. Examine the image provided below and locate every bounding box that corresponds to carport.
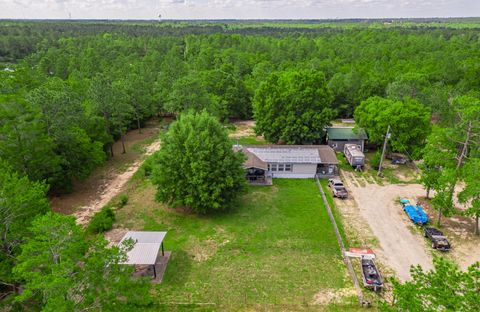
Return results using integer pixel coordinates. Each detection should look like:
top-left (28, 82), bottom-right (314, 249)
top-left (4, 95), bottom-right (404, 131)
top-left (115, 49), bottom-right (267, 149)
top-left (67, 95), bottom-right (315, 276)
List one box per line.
top-left (119, 231), bottom-right (167, 279)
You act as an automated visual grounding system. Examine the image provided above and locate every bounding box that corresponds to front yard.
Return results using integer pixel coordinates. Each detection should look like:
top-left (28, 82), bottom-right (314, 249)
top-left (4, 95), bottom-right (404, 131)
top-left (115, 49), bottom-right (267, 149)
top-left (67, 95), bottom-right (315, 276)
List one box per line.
top-left (112, 178), bottom-right (359, 310)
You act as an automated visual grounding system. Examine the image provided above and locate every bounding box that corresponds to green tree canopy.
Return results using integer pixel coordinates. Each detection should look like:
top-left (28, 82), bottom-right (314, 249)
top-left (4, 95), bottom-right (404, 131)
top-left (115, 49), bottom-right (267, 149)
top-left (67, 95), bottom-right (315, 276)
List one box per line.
top-left (13, 212), bottom-right (151, 311)
top-left (27, 78), bottom-right (106, 191)
top-left (382, 258), bottom-right (480, 312)
top-left (151, 111), bottom-right (246, 213)
top-left (165, 74), bottom-right (219, 117)
top-left (0, 161), bottom-right (50, 287)
top-left (459, 158), bottom-right (480, 235)
top-left (0, 95), bottom-right (61, 183)
top-left (354, 96), bottom-right (431, 157)
top-left (253, 70), bottom-right (335, 144)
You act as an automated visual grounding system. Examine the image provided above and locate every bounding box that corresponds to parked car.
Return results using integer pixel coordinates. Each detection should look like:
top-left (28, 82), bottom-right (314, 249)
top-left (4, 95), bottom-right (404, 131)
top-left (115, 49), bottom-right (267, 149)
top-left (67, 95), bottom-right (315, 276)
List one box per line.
top-left (424, 227), bottom-right (451, 251)
top-left (387, 152), bottom-right (408, 165)
top-left (400, 199), bottom-right (428, 225)
top-left (328, 178), bottom-right (348, 198)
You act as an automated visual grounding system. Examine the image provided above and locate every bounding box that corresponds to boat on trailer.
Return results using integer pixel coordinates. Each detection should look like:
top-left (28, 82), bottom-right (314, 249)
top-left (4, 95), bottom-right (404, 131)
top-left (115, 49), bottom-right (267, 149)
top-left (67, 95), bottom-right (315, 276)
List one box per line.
top-left (361, 256), bottom-right (383, 291)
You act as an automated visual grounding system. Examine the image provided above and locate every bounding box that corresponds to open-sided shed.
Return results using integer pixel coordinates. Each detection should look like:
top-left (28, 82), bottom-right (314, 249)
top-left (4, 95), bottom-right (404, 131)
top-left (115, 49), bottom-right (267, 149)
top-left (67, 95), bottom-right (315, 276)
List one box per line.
top-left (119, 231), bottom-right (167, 279)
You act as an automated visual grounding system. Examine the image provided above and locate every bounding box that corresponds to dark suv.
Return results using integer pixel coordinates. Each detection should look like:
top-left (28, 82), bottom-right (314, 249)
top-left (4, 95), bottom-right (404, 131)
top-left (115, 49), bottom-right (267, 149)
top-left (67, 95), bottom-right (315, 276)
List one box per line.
top-left (424, 227), bottom-right (451, 251)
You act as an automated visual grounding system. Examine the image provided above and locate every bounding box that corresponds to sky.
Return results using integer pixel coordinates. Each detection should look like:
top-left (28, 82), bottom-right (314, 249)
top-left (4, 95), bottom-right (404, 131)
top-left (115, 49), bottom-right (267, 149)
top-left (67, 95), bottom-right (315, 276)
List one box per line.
top-left (0, 0), bottom-right (479, 20)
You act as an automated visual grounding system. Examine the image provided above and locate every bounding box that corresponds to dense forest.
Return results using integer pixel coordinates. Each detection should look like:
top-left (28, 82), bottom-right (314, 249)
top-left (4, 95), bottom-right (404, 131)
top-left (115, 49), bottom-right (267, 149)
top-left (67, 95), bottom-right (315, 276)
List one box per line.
top-left (2, 20), bottom-right (480, 191)
top-left (1, 20), bottom-right (480, 309)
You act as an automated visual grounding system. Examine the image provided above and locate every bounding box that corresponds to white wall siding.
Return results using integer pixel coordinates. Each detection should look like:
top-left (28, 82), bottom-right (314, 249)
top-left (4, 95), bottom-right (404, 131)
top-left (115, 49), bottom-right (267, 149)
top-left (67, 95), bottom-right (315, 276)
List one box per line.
top-left (272, 173), bottom-right (316, 178)
top-left (292, 163), bottom-right (317, 175)
top-left (268, 163), bottom-right (317, 179)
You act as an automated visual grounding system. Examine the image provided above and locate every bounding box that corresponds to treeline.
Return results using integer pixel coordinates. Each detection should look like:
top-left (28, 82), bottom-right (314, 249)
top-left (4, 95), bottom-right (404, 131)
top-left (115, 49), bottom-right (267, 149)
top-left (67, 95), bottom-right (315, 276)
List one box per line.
top-left (1, 26), bottom-right (480, 194)
top-left (2, 20), bottom-right (480, 61)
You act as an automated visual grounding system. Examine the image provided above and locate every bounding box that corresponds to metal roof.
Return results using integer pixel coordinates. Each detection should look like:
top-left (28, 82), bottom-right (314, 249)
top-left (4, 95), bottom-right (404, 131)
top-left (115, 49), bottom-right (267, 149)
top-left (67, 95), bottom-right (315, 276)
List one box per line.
top-left (246, 146), bottom-right (321, 163)
top-left (119, 231), bottom-right (167, 265)
top-left (242, 148), bottom-right (268, 170)
top-left (242, 145), bottom-right (338, 165)
top-left (327, 127), bottom-right (368, 140)
top-left (345, 144), bottom-right (365, 157)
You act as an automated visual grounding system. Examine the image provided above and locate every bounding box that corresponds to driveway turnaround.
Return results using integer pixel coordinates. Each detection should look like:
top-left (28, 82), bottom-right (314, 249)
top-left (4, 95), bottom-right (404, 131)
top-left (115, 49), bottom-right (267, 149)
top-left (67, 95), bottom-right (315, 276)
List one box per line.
top-left (341, 172), bottom-right (433, 281)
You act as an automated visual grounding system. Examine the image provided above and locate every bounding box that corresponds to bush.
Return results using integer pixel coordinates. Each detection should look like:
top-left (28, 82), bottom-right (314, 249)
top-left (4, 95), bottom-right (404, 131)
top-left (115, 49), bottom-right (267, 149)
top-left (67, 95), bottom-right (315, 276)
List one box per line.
top-left (140, 157), bottom-right (154, 177)
top-left (117, 194), bottom-right (129, 208)
top-left (370, 151), bottom-right (382, 170)
top-left (88, 207), bottom-right (115, 234)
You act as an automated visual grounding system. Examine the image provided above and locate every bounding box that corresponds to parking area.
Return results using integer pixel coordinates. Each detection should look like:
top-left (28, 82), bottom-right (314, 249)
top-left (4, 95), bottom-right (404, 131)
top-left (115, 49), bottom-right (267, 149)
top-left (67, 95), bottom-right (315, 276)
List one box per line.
top-left (336, 171), bottom-right (433, 281)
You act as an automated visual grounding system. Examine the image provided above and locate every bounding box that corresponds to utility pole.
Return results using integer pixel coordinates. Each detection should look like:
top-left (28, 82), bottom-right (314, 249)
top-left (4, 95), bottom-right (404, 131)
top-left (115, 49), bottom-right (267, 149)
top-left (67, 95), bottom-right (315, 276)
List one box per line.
top-left (378, 125), bottom-right (391, 177)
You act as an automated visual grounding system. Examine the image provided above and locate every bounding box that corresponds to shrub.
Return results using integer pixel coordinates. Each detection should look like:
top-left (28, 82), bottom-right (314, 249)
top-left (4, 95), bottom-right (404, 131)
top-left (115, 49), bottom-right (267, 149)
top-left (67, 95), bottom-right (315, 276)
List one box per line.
top-left (117, 194), bottom-right (129, 208)
top-left (370, 151), bottom-right (382, 170)
top-left (140, 157), bottom-right (154, 177)
top-left (88, 207), bottom-right (115, 234)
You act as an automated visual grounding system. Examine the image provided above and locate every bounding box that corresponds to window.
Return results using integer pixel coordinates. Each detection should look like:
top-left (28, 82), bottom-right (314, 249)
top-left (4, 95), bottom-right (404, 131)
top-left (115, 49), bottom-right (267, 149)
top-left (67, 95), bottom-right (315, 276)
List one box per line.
top-left (268, 163), bottom-right (291, 172)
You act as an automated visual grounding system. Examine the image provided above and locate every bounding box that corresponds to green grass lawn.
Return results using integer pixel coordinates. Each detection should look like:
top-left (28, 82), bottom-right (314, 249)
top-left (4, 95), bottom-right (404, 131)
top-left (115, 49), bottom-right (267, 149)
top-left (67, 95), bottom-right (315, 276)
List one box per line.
top-left (114, 179), bottom-right (359, 310)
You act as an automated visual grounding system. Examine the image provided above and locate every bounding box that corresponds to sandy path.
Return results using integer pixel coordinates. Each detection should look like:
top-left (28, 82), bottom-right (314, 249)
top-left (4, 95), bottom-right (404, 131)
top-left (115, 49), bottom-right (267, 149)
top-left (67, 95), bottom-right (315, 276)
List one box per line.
top-left (74, 140), bottom-right (161, 225)
top-left (341, 172), bottom-right (433, 281)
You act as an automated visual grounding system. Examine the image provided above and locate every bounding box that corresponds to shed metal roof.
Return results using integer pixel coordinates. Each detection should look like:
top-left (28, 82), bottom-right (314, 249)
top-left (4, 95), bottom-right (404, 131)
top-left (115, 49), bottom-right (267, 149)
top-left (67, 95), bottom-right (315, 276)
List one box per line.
top-left (119, 231), bottom-right (166, 265)
top-left (327, 127), bottom-right (368, 140)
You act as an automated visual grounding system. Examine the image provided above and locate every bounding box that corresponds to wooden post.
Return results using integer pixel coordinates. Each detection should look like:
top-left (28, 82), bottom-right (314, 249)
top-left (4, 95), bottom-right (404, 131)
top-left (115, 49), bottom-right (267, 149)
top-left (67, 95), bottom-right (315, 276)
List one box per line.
top-left (161, 242), bottom-right (164, 256)
top-left (153, 264), bottom-right (157, 279)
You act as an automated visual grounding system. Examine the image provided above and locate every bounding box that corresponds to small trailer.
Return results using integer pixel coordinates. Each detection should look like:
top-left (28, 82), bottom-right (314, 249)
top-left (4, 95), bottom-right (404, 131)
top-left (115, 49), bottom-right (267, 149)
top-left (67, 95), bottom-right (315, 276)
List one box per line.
top-left (343, 144), bottom-right (365, 169)
top-left (361, 256), bottom-right (383, 291)
top-left (400, 199), bottom-right (428, 225)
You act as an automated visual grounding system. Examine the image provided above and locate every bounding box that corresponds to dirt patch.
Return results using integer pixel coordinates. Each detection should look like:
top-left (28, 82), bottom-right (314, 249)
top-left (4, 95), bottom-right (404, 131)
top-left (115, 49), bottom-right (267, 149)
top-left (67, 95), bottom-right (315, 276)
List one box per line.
top-left (312, 288), bottom-right (356, 305)
top-left (417, 199), bottom-right (480, 270)
top-left (51, 121), bottom-right (161, 215)
top-left (72, 138), bottom-right (161, 225)
top-left (340, 171), bottom-right (433, 281)
top-left (104, 228), bottom-right (129, 244)
top-left (187, 237), bottom-right (229, 262)
top-left (186, 227), bottom-right (233, 262)
top-left (229, 120), bottom-right (256, 138)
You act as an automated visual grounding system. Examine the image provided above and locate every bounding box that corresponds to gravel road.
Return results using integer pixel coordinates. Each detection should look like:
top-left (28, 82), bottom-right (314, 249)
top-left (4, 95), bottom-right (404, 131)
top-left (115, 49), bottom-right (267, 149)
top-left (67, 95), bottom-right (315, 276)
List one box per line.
top-left (341, 172), bottom-right (433, 281)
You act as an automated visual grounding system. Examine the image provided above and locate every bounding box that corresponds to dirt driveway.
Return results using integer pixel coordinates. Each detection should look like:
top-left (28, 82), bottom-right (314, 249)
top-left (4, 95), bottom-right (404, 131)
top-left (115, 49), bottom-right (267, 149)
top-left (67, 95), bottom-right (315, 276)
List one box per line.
top-left (339, 171), bottom-right (433, 281)
top-left (73, 140), bottom-right (161, 225)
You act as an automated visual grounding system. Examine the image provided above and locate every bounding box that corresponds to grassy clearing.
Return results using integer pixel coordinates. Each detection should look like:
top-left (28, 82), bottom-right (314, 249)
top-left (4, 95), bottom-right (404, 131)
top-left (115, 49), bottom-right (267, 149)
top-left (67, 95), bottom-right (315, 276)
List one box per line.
top-left (339, 150), bottom-right (420, 186)
top-left (230, 136), bottom-right (266, 145)
top-left (114, 178), bottom-right (360, 310)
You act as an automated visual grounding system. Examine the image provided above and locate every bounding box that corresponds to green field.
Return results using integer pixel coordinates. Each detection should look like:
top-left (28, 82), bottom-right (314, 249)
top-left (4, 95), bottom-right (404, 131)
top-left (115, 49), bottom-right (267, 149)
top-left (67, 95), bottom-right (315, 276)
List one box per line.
top-left (115, 178), bottom-right (357, 310)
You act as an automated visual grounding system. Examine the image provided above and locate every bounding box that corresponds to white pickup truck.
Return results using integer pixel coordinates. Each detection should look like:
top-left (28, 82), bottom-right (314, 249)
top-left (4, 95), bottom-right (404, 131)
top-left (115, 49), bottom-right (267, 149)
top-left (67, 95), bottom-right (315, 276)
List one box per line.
top-left (328, 178), bottom-right (348, 199)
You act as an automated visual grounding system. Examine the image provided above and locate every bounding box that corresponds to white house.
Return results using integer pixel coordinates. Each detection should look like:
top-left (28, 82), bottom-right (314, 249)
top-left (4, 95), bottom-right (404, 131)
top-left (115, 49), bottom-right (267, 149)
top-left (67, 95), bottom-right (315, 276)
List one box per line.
top-left (237, 145), bottom-right (339, 184)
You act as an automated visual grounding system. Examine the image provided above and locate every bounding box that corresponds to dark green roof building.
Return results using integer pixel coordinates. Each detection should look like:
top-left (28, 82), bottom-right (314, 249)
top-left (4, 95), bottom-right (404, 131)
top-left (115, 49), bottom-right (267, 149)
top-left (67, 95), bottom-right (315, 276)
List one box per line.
top-left (326, 127), bottom-right (368, 152)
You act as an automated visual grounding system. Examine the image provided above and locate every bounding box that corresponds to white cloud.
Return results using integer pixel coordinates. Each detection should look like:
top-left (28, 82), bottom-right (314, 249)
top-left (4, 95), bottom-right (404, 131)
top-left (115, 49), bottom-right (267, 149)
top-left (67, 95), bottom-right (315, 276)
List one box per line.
top-left (0, 0), bottom-right (479, 19)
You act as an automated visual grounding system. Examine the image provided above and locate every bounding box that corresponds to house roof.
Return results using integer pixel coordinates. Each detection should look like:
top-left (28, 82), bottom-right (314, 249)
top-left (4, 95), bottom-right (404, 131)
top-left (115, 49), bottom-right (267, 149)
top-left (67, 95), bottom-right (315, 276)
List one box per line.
top-left (242, 145), bottom-right (338, 165)
top-left (327, 127), bottom-right (368, 140)
top-left (119, 231), bottom-right (166, 265)
top-left (243, 148), bottom-right (268, 170)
